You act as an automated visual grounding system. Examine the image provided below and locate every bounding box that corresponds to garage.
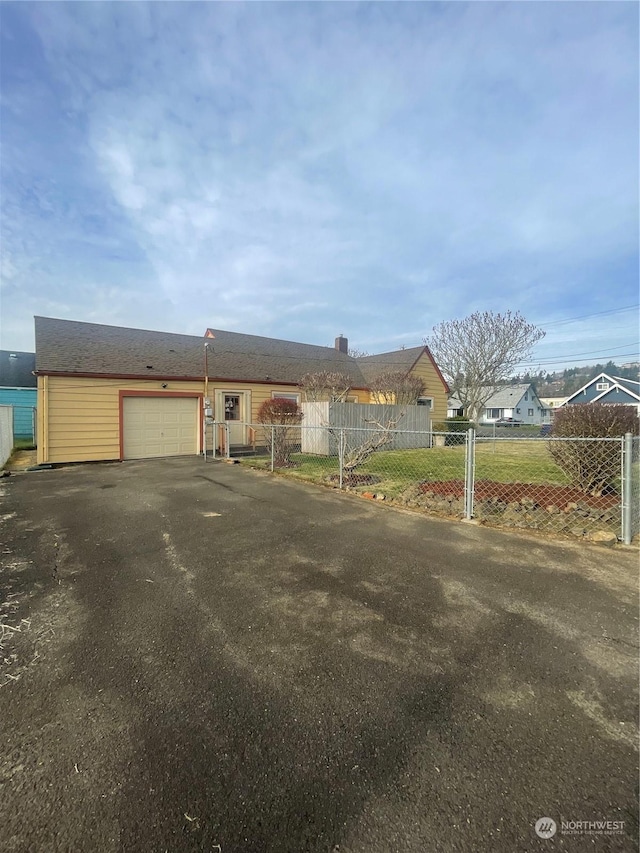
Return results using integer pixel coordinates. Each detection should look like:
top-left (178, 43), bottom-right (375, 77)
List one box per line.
top-left (122, 395), bottom-right (200, 460)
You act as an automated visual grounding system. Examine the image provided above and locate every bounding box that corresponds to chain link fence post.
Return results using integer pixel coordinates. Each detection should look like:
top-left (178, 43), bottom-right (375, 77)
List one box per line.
top-left (270, 426), bottom-right (275, 472)
top-left (339, 428), bottom-right (345, 489)
top-left (464, 427), bottom-right (476, 519)
top-left (622, 432), bottom-right (633, 545)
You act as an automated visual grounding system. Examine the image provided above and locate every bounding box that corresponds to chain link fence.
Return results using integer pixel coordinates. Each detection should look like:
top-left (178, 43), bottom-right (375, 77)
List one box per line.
top-left (11, 406), bottom-right (37, 446)
top-left (212, 422), bottom-right (639, 544)
top-left (472, 435), bottom-right (625, 542)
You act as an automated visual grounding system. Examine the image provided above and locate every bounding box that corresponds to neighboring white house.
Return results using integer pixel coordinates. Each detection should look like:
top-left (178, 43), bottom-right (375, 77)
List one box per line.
top-left (447, 384), bottom-right (548, 425)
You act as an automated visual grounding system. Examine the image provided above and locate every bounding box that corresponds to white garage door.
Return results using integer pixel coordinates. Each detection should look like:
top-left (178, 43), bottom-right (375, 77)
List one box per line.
top-left (123, 396), bottom-right (199, 460)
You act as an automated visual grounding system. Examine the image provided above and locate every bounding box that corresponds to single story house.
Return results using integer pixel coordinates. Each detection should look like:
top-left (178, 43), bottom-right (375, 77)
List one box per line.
top-left (0, 350), bottom-right (37, 439)
top-left (562, 373), bottom-right (640, 414)
top-left (448, 383), bottom-right (548, 425)
top-left (35, 317), bottom-right (449, 464)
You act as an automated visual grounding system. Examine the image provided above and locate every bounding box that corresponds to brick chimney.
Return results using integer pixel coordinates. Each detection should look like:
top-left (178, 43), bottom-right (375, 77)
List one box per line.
top-left (335, 335), bottom-right (348, 354)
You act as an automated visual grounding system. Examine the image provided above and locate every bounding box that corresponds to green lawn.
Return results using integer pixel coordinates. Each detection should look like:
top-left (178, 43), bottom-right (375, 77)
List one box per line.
top-left (241, 439), bottom-right (571, 495)
top-left (475, 440), bottom-right (572, 485)
top-left (13, 438), bottom-right (36, 450)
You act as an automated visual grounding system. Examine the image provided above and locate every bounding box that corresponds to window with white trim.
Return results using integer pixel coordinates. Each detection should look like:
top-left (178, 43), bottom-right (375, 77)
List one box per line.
top-left (271, 392), bottom-right (300, 403)
top-left (528, 408), bottom-right (534, 416)
top-left (596, 382), bottom-right (610, 391)
top-left (417, 397), bottom-right (433, 408)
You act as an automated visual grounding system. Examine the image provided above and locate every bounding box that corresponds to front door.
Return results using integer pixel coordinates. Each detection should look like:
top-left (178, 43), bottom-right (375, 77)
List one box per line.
top-left (222, 392), bottom-right (247, 445)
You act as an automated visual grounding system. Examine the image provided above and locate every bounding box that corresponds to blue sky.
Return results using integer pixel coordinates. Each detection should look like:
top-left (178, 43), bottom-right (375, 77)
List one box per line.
top-left (1, 2), bottom-right (638, 373)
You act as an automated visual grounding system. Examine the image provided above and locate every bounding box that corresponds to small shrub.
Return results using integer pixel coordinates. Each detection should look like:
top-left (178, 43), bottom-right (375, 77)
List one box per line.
top-left (433, 416), bottom-right (474, 446)
top-left (548, 404), bottom-right (639, 495)
top-left (256, 398), bottom-right (303, 466)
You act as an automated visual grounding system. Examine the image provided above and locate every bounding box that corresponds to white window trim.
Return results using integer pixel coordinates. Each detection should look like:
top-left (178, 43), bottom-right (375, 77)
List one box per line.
top-left (596, 382), bottom-right (610, 391)
top-left (271, 391), bottom-right (300, 403)
top-left (417, 396), bottom-right (433, 408)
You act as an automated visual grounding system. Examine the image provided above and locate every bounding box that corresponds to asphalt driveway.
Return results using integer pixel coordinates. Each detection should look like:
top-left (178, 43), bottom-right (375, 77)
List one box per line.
top-left (0, 457), bottom-right (637, 852)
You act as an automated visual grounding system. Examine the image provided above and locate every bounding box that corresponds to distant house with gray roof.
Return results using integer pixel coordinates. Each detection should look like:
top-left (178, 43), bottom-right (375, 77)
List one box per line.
top-left (448, 383), bottom-right (548, 425)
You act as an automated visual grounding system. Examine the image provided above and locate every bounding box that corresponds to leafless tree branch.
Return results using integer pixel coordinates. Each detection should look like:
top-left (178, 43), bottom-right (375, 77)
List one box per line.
top-left (425, 311), bottom-right (544, 420)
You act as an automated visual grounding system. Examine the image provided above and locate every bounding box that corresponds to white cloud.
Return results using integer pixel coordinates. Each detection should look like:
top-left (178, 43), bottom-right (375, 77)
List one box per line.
top-left (1, 1), bottom-right (637, 365)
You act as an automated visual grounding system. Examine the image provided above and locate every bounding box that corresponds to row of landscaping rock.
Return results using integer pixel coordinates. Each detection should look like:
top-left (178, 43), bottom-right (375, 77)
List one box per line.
top-left (355, 483), bottom-right (621, 544)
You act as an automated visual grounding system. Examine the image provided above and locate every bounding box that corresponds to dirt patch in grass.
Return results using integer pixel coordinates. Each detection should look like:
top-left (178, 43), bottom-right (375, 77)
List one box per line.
top-left (419, 479), bottom-right (620, 509)
top-left (327, 473), bottom-right (382, 487)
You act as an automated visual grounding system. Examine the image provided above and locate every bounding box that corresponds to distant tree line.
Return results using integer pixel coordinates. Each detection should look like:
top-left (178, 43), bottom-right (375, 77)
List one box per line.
top-left (512, 361), bottom-right (639, 397)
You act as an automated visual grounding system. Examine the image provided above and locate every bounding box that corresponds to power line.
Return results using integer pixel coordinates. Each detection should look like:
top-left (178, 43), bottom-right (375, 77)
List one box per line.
top-left (515, 352), bottom-right (639, 369)
top-left (516, 341), bottom-right (639, 364)
top-left (540, 304), bottom-right (639, 328)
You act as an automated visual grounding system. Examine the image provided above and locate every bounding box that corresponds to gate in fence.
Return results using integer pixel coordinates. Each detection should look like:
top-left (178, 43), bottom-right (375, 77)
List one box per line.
top-left (11, 406), bottom-right (37, 444)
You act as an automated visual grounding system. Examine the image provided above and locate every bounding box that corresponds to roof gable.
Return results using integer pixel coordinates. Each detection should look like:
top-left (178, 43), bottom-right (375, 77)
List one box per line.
top-left (356, 345), bottom-right (449, 392)
top-left (592, 385), bottom-right (640, 405)
top-left (613, 376), bottom-right (640, 399)
top-left (564, 373), bottom-right (640, 406)
top-left (355, 346), bottom-right (426, 385)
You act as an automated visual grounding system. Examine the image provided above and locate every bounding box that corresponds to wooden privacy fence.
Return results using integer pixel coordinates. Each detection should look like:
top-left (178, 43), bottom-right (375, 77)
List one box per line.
top-left (300, 402), bottom-right (431, 456)
top-left (0, 406), bottom-right (13, 468)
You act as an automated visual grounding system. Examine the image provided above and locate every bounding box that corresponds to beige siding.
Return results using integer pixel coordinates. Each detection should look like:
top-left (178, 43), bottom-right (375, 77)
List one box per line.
top-left (408, 353), bottom-right (448, 422)
top-left (37, 375), bottom-right (309, 464)
top-left (38, 376), bottom-right (204, 464)
top-left (240, 384), bottom-right (305, 422)
top-left (37, 364), bottom-right (448, 464)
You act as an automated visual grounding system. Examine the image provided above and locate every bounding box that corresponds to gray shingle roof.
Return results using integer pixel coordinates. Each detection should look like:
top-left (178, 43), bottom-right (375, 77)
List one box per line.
top-left (448, 383), bottom-right (535, 409)
top-left (355, 347), bottom-right (426, 385)
top-left (613, 376), bottom-right (640, 400)
top-left (35, 317), bottom-right (384, 386)
top-left (0, 350), bottom-right (36, 388)
top-left (484, 384), bottom-right (534, 408)
top-left (204, 327), bottom-right (365, 385)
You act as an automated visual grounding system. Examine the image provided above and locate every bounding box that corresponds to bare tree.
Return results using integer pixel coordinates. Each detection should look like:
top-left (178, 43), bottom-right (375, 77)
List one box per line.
top-left (369, 370), bottom-right (425, 405)
top-left (348, 347), bottom-right (371, 358)
top-left (299, 371), bottom-right (352, 402)
top-left (425, 311), bottom-right (544, 421)
top-left (340, 412), bottom-right (406, 474)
